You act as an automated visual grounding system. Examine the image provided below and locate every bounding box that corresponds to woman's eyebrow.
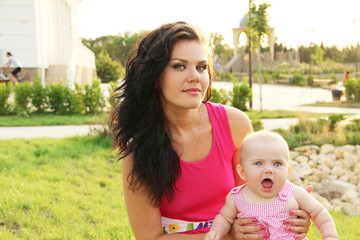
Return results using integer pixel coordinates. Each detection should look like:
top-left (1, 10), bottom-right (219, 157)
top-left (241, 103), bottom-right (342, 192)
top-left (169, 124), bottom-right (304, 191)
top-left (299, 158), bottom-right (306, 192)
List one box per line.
top-left (169, 58), bottom-right (208, 63)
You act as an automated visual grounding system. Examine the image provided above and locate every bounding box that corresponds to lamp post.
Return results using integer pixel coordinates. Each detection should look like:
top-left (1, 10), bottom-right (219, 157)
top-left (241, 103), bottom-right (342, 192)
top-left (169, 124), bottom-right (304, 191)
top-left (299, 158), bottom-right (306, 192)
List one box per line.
top-left (307, 29), bottom-right (315, 86)
top-left (248, 0), bottom-right (252, 109)
top-left (354, 19), bottom-right (359, 77)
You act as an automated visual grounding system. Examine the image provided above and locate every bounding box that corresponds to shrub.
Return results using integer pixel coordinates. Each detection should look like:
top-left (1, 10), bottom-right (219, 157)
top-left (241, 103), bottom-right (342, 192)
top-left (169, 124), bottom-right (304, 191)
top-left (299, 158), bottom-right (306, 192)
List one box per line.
top-left (251, 118), bottom-right (263, 131)
top-left (14, 82), bottom-right (32, 114)
top-left (0, 83), bottom-right (11, 115)
top-left (31, 78), bottom-right (48, 113)
top-left (96, 51), bottom-right (122, 83)
top-left (83, 80), bottom-right (104, 113)
top-left (231, 80), bottom-right (252, 111)
top-left (66, 83), bottom-right (84, 114)
top-left (210, 88), bottom-right (229, 105)
top-left (291, 72), bottom-right (306, 86)
top-left (48, 81), bottom-right (69, 114)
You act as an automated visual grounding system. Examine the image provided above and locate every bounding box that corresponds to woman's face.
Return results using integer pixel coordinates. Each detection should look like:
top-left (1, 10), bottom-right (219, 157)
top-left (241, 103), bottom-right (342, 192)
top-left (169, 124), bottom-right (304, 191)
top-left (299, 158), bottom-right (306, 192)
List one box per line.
top-left (158, 39), bottom-right (209, 110)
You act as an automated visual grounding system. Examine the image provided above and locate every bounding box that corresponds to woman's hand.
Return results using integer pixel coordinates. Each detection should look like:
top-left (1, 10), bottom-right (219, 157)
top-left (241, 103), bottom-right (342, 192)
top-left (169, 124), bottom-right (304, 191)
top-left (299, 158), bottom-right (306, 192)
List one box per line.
top-left (284, 210), bottom-right (310, 240)
top-left (284, 185), bottom-right (313, 240)
top-left (226, 218), bottom-right (268, 240)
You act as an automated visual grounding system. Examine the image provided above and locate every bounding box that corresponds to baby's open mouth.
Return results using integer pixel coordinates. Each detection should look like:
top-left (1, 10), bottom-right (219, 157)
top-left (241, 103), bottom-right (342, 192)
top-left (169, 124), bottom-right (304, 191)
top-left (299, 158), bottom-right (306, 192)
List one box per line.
top-left (262, 178), bottom-right (273, 189)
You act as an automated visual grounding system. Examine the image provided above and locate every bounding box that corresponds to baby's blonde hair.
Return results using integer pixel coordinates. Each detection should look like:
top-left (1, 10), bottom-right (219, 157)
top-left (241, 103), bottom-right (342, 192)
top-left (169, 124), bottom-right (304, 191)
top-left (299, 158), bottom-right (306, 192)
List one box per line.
top-left (240, 130), bottom-right (290, 165)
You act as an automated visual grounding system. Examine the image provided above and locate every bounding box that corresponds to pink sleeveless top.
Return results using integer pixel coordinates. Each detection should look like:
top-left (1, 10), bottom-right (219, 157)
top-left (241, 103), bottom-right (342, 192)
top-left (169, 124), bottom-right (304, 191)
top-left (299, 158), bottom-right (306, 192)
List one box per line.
top-left (160, 102), bottom-right (236, 234)
top-left (231, 181), bottom-right (305, 240)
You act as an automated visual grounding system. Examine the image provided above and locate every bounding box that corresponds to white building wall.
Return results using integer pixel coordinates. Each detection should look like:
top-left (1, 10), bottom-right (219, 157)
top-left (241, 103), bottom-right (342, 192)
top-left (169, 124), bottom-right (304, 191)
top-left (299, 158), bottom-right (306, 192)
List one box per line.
top-left (0, 0), bottom-right (39, 67)
top-left (0, 0), bottom-right (95, 86)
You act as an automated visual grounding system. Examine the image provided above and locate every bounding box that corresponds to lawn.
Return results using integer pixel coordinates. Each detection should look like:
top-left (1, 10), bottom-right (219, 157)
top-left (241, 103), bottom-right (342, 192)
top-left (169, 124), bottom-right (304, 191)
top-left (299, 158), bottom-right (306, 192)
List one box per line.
top-left (0, 113), bottom-right (109, 127)
top-left (0, 110), bottom-right (330, 127)
top-left (0, 134), bottom-right (358, 239)
top-left (0, 134), bottom-right (134, 239)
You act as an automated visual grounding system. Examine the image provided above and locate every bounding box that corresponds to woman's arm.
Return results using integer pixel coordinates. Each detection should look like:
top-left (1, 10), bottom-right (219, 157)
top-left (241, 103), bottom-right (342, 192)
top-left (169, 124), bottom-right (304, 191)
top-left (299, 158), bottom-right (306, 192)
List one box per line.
top-left (122, 156), bottom-right (209, 240)
top-left (224, 106), bottom-right (253, 186)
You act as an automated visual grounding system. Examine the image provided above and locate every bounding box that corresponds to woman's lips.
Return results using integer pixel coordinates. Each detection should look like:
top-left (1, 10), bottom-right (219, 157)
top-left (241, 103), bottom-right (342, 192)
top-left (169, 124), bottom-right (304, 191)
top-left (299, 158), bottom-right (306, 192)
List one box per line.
top-left (184, 88), bottom-right (200, 95)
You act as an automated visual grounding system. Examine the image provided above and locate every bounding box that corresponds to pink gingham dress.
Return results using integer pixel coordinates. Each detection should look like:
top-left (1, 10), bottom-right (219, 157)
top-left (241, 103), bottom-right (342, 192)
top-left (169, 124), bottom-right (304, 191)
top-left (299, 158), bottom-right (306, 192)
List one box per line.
top-left (231, 181), bottom-right (308, 240)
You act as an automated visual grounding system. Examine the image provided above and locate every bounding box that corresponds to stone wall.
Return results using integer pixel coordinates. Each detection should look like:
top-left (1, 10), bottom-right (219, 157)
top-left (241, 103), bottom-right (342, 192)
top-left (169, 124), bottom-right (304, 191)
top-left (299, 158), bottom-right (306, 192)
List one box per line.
top-left (288, 144), bottom-right (360, 216)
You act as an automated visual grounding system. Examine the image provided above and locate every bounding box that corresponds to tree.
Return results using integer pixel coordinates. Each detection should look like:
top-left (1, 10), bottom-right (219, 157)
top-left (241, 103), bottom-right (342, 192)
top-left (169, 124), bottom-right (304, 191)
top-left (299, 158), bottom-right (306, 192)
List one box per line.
top-left (247, 1), bottom-right (271, 113)
top-left (311, 46), bottom-right (324, 66)
top-left (95, 51), bottom-right (122, 83)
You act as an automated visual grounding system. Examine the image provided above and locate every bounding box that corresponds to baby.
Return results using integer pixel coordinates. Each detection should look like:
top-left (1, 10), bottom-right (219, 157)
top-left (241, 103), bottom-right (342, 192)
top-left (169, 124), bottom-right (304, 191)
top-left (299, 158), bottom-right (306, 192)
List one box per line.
top-left (205, 130), bottom-right (338, 240)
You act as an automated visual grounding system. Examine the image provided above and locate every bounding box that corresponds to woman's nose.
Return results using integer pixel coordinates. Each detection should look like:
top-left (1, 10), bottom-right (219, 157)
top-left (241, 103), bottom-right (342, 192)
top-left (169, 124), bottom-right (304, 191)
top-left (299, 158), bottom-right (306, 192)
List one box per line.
top-left (188, 67), bottom-right (200, 82)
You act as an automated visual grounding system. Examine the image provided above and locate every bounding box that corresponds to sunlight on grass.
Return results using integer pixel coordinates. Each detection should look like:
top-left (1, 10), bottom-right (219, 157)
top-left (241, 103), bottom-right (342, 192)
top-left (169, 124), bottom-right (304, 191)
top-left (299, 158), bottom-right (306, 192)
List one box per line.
top-left (0, 135), bottom-right (358, 239)
top-left (0, 135), bottom-right (134, 239)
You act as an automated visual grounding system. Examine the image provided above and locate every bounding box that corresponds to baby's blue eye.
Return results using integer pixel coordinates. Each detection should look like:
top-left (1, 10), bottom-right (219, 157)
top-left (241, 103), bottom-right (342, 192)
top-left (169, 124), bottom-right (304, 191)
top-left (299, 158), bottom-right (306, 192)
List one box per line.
top-left (274, 162), bottom-right (281, 167)
top-left (255, 162), bottom-right (262, 166)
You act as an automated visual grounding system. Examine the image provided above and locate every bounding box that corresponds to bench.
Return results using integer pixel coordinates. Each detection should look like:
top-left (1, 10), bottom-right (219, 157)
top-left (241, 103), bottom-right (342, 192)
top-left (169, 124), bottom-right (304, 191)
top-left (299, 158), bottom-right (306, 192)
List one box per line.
top-left (313, 79), bottom-right (333, 85)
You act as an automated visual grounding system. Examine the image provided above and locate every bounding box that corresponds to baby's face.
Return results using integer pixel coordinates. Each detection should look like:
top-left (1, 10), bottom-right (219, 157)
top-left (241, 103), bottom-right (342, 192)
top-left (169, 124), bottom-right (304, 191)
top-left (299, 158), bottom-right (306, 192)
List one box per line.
top-left (237, 140), bottom-right (291, 200)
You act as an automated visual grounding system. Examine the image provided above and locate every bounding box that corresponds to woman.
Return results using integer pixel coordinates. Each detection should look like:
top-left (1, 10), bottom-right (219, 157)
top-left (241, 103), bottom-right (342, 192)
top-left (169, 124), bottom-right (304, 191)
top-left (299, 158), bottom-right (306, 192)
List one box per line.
top-left (111, 21), bottom-right (310, 239)
top-left (0, 52), bottom-right (22, 84)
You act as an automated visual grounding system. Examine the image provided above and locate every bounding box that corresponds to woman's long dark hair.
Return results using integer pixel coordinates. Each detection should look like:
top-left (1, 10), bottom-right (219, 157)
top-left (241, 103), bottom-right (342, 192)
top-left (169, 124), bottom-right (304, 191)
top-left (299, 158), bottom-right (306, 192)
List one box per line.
top-left (111, 22), bottom-right (213, 207)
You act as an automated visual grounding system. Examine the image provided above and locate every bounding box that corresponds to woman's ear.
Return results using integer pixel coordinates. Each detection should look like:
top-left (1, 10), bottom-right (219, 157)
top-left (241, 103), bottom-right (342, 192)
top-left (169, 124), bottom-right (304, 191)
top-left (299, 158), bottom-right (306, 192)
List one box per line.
top-left (236, 164), bottom-right (246, 181)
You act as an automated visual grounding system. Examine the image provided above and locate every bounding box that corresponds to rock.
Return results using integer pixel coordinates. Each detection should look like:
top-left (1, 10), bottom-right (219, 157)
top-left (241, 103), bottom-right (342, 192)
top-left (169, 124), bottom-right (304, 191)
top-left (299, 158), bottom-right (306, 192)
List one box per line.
top-left (289, 143), bottom-right (360, 216)
top-left (320, 144), bottom-right (335, 155)
top-left (314, 180), bottom-right (356, 200)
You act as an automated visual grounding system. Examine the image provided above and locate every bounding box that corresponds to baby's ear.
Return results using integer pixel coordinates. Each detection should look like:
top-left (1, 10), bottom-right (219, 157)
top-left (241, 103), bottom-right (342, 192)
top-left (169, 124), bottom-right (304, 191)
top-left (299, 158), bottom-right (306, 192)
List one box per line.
top-left (288, 166), bottom-right (292, 175)
top-left (236, 164), bottom-right (246, 181)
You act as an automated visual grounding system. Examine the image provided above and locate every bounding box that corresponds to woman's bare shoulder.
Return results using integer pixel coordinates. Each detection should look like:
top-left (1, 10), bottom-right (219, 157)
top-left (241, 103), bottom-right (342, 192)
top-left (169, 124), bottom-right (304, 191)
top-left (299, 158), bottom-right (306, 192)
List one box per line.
top-left (223, 105), bottom-right (253, 148)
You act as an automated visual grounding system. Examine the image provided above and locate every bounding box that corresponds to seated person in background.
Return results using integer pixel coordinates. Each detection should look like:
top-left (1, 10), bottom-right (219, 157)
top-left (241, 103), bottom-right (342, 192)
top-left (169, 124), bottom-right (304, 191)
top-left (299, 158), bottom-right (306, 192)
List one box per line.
top-left (205, 130), bottom-right (338, 240)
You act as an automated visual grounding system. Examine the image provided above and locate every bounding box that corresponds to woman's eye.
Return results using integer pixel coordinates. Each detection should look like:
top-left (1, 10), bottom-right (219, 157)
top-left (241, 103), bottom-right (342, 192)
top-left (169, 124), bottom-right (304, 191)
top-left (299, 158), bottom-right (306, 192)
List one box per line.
top-left (174, 64), bottom-right (185, 70)
top-left (196, 65), bottom-right (207, 71)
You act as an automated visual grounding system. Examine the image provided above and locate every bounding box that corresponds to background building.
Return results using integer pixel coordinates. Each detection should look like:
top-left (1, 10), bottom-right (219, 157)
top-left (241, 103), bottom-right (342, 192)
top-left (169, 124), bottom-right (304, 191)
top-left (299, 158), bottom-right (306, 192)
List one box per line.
top-left (0, 0), bottom-right (95, 87)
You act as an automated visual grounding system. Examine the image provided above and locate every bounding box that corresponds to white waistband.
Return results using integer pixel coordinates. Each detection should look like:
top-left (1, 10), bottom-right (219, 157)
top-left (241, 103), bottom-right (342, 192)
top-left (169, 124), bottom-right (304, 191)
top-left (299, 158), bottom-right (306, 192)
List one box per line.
top-left (162, 216), bottom-right (213, 234)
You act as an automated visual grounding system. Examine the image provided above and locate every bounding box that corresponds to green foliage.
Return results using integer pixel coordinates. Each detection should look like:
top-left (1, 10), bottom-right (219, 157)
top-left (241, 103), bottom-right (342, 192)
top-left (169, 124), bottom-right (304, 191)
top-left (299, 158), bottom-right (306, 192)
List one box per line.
top-left (343, 77), bottom-right (360, 102)
top-left (214, 71), bottom-right (235, 82)
top-left (95, 51), bottom-right (122, 83)
top-left (82, 31), bottom-right (146, 66)
top-left (48, 81), bottom-right (70, 114)
top-left (291, 72), bottom-right (306, 86)
top-left (311, 46), bottom-right (324, 66)
top-left (210, 33), bottom-right (234, 59)
top-left (251, 118), bottom-right (264, 131)
top-left (67, 83), bottom-right (85, 114)
top-left (84, 80), bottom-right (104, 113)
top-left (0, 83), bottom-right (11, 114)
top-left (248, 2), bottom-right (271, 52)
top-left (31, 78), bottom-right (48, 113)
top-left (231, 80), bottom-right (252, 111)
top-left (14, 82), bottom-right (32, 114)
top-left (210, 88), bottom-right (229, 105)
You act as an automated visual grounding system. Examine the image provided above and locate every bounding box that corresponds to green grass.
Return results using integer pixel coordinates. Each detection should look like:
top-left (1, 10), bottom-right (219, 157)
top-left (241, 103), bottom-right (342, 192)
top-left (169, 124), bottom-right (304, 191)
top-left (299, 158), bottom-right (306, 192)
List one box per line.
top-left (0, 134), bottom-right (134, 239)
top-left (245, 109), bottom-right (329, 119)
top-left (304, 101), bottom-right (360, 108)
top-left (309, 211), bottom-right (360, 239)
top-left (0, 134), bottom-right (358, 239)
top-left (0, 113), bottom-right (109, 127)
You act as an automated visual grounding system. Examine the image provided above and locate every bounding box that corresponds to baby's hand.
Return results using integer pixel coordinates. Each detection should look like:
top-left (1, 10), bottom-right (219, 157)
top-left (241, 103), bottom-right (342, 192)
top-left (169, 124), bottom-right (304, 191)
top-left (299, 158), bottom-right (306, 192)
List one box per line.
top-left (204, 230), bottom-right (221, 240)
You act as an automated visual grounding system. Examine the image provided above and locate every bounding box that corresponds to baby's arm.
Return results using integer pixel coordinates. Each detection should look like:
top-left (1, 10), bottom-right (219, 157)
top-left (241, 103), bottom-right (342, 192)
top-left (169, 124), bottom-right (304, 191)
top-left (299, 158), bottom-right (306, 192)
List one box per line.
top-left (293, 186), bottom-right (338, 240)
top-left (205, 193), bottom-right (238, 240)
